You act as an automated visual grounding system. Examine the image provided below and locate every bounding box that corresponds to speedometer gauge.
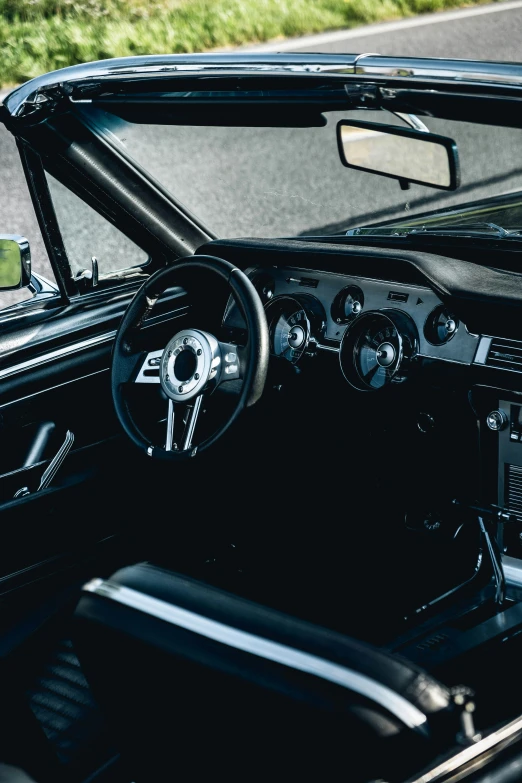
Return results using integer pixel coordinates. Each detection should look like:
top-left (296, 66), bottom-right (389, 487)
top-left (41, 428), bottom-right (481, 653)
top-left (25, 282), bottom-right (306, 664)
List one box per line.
top-left (357, 320), bottom-right (402, 389)
top-left (340, 310), bottom-right (419, 391)
top-left (265, 296), bottom-right (310, 363)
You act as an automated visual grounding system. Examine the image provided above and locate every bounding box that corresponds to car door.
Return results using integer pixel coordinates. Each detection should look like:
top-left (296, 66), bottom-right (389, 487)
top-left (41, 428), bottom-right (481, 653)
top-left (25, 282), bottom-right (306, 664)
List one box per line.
top-left (0, 97), bottom-right (215, 643)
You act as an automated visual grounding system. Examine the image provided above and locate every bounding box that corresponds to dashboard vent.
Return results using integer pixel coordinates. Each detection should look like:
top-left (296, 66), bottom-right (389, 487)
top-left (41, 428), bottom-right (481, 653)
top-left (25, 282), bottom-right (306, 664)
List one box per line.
top-left (486, 337), bottom-right (522, 373)
top-left (506, 465), bottom-right (522, 522)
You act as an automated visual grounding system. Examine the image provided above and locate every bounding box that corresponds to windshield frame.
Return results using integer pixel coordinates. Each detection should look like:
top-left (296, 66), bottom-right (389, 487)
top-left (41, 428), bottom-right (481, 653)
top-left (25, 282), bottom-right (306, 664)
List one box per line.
top-left (7, 55), bottom-right (522, 256)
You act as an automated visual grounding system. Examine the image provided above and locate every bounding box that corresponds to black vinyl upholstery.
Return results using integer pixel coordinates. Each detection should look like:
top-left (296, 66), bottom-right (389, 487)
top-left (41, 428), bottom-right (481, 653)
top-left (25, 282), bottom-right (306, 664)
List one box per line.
top-left (26, 638), bottom-right (113, 773)
top-left (73, 563), bottom-right (458, 781)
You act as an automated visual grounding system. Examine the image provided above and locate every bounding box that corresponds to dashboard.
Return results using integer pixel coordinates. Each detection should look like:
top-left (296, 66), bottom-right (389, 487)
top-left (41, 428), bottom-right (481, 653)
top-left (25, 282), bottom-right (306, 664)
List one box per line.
top-left (204, 235), bottom-right (522, 552)
top-left (224, 264), bottom-right (480, 391)
top-left (206, 235), bottom-right (522, 395)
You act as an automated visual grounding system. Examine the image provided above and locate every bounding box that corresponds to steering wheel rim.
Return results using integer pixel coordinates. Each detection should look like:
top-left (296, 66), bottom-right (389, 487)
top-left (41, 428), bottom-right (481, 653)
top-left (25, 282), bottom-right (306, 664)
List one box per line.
top-left (111, 255), bottom-right (269, 460)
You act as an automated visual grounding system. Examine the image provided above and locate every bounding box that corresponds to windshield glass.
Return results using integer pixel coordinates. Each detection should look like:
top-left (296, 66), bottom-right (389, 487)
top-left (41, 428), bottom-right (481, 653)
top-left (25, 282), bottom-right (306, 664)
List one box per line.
top-left (84, 107), bottom-right (522, 238)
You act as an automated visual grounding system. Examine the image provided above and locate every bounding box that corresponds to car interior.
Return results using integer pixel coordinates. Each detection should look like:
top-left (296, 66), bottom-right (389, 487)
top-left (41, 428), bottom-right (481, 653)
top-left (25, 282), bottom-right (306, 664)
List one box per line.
top-left (2, 52), bottom-right (522, 783)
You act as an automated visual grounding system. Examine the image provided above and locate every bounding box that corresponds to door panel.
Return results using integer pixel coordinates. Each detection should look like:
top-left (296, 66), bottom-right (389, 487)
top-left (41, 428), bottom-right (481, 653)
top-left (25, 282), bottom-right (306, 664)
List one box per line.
top-left (0, 284), bottom-right (191, 597)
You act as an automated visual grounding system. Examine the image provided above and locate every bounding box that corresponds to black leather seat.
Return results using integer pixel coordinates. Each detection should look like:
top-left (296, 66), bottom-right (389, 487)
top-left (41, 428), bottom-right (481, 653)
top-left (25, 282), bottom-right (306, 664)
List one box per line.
top-left (73, 563), bottom-right (463, 782)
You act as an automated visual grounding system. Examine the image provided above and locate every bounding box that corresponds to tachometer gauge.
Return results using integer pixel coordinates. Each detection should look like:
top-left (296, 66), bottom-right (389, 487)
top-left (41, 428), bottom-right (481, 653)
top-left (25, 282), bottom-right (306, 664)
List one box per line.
top-left (265, 296), bottom-right (310, 363)
top-left (340, 310), bottom-right (419, 390)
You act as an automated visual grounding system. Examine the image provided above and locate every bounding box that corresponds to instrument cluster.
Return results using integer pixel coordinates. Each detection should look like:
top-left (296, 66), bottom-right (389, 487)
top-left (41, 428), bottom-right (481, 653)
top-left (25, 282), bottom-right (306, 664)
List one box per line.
top-left (224, 264), bottom-right (481, 391)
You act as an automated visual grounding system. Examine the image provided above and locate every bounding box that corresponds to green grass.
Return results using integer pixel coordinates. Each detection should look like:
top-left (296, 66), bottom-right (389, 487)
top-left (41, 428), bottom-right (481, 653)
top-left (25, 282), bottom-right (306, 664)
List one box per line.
top-left (0, 0), bottom-right (499, 87)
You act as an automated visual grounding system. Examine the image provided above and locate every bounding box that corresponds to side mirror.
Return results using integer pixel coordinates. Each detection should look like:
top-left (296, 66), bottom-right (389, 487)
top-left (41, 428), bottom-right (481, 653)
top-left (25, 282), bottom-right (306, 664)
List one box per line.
top-left (0, 235), bottom-right (31, 290)
top-left (337, 120), bottom-right (460, 191)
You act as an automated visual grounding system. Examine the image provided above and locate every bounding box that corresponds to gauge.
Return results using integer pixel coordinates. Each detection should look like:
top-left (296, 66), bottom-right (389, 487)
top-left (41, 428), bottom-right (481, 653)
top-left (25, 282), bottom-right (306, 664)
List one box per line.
top-left (331, 285), bottom-right (364, 325)
top-left (424, 305), bottom-right (459, 345)
top-left (265, 296), bottom-right (310, 363)
top-left (340, 310), bottom-right (419, 391)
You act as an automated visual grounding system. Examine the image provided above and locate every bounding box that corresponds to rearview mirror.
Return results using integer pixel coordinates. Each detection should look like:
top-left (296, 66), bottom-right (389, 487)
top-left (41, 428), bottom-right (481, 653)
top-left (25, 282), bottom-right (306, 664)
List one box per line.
top-left (337, 120), bottom-right (460, 191)
top-left (0, 235), bottom-right (31, 290)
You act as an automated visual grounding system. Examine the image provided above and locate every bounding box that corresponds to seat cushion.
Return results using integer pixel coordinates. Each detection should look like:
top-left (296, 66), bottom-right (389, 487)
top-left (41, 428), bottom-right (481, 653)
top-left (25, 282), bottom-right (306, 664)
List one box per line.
top-left (73, 562), bottom-right (457, 781)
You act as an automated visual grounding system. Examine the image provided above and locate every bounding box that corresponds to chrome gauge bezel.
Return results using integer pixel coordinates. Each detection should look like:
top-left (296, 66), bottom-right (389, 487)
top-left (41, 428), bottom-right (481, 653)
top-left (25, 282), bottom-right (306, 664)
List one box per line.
top-left (423, 304), bottom-right (460, 346)
top-left (340, 309), bottom-right (419, 391)
top-left (331, 284), bottom-right (365, 325)
top-left (264, 295), bottom-right (311, 364)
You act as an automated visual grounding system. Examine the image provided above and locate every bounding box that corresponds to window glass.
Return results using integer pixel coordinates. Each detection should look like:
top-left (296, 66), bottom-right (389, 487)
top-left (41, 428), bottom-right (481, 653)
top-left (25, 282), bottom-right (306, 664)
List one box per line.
top-left (0, 129), bottom-right (54, 309)
top-left (46, 174), bottom-right (149, 280)
top-left (88, 107), bottom-right (522, 239)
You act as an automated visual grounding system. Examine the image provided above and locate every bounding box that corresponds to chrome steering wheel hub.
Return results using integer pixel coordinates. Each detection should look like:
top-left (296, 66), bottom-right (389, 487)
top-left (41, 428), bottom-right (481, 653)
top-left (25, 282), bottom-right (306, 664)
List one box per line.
top-left (160, 328), bottom-right (220, 402)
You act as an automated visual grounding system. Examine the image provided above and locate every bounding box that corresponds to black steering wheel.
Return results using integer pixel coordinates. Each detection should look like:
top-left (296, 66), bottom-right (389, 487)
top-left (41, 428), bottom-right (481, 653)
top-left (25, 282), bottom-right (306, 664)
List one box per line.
top-left (111, 255), bottom-right (269, 460)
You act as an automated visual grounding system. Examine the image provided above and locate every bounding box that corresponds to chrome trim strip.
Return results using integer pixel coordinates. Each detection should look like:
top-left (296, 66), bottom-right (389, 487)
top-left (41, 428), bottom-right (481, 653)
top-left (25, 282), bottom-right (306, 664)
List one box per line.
top-left (504, 555), bottom-right (522, 588)
top-left (316, 343), bottom-right (340, 354)
top-left (0, 308), bottom-right (187, 384)
top-left (0, 368), bottom-right (109, 410)
top-left (406, 714), bottom-right (522, 782)
top-left (83, 578), bottom-right (428, 732)
top-left (8, 53), bottom-right (522, 118)
top-left (0, 331), bottom-right (116, 382)
top-left (474, 336), bottom-right (492, 365)
top-left (417, 353), bottom-right (474, 366)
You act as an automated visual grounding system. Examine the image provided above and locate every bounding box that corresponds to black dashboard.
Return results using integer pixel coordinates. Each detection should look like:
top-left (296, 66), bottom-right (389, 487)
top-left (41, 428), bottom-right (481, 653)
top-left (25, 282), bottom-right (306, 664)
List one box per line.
top-left (204, 237), bottom-right (522, 392)
top-left (198, 236), bottom-right (522, 557)
top-left (198, 239), bottom-right (522, 389)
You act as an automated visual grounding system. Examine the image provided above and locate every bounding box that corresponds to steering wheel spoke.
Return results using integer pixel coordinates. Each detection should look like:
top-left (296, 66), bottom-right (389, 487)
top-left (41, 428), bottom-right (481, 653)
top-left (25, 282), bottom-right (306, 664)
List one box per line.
top-left (216, 341), bottom-right (242, 384)
top-left (181, 394), bottom-right (204, 451)
top-left (134, 350), bottom-right (163, 384)
top-left (165, 394), bottom-right (204, 455)
top-left (165, 398), bottom-right (176, 451)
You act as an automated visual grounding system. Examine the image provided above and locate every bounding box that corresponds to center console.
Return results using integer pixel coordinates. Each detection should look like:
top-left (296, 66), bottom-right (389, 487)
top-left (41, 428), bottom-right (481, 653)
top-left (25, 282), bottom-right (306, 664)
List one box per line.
top-left (472, 386), bottom-right (522, 558)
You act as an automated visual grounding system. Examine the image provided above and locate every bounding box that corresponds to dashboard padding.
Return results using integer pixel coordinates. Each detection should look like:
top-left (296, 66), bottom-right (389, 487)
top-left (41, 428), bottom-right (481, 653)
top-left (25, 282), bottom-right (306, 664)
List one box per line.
top-left (199, 238), bottom-right (522, 337)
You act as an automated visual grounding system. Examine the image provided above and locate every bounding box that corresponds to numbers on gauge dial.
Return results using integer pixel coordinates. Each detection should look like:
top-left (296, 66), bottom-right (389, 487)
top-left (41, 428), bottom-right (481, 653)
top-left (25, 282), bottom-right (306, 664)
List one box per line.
top-left (273, 308), bottom-right (308, 362)
top-left (355, 324), bottom-right (400, 389)
top-left (265, 296), bottom-right (311, 364)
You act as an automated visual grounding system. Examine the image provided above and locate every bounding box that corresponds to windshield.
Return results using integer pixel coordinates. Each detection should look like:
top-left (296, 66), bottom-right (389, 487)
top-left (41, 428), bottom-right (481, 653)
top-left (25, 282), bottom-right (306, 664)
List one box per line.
top-left (84, 107), bottom-right (522, 238)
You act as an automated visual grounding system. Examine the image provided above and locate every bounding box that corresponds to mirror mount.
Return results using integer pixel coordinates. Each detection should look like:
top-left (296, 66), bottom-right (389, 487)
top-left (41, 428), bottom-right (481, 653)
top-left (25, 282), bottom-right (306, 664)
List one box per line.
top-left (392, 112), bottom-right (430, 133)
top-left (0, 235), bottom-right (32, 291)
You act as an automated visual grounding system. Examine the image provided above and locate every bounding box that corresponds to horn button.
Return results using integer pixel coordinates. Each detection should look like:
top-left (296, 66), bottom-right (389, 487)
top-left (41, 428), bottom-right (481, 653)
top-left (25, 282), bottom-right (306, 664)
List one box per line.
top-left (174, 349), bottom-right (197, 381)
top-left (160, 329), bottom-right (220, 402)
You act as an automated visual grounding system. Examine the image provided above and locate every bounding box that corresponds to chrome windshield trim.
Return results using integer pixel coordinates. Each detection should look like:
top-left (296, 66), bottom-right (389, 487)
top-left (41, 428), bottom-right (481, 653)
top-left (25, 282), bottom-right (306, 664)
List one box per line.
top-left (0, 331), bottom-right (116, 382)
top-left (83, 577), bottom-right (428, 733)
top-left (6, 53), bottom-right (522, 121)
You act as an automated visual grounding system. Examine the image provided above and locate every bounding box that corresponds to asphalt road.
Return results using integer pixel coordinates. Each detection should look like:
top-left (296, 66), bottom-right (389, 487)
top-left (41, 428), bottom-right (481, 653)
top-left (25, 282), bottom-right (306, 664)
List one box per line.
top-left (1, 0), bottom-right (522, 303)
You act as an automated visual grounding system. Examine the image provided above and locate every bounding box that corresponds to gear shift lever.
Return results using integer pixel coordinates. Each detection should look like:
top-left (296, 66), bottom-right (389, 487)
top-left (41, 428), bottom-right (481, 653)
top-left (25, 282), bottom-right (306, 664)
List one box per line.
top-left (478, 516), bottom-right (506, 604)
top-left (452, 499), bottom-right (515, 605)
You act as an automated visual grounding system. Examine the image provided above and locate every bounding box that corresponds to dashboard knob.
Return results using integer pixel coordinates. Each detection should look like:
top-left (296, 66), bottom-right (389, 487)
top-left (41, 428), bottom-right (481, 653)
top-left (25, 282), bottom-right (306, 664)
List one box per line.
top-left (445, 318), bottom-right (457, 334)
top-left (486, 410), bottom-right (508, 431)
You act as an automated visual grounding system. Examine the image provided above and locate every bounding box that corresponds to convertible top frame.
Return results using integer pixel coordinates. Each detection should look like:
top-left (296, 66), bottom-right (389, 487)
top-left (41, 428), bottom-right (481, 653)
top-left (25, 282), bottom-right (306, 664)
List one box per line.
top-left (3, 53), bottom-right (522, 130)
top-left (3, 52), bottom-right (522, 309)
